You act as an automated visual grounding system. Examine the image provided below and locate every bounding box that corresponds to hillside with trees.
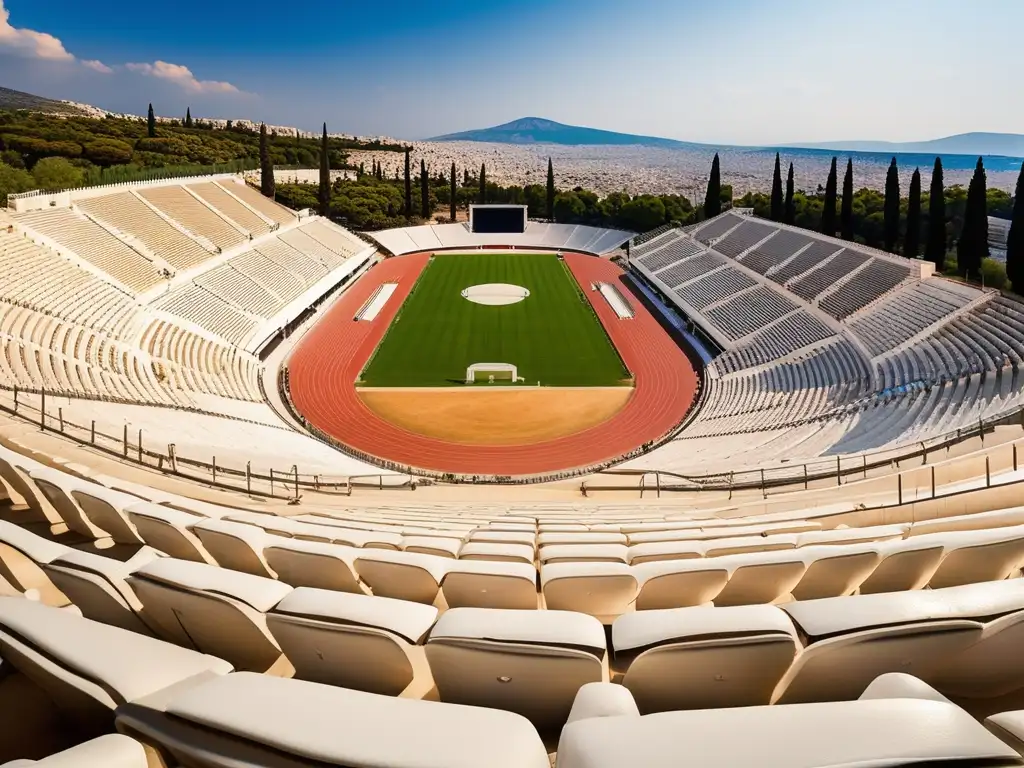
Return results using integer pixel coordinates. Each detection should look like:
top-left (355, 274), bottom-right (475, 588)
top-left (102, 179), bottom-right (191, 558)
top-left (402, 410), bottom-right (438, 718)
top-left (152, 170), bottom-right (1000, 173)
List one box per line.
top-left (0, 108), bottom-right (406, 203)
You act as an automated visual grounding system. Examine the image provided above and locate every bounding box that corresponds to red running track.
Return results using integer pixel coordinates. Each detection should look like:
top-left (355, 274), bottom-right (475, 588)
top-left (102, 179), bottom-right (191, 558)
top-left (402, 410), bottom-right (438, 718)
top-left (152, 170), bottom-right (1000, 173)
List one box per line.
top-left (287, 252), bottom-right (698, 476)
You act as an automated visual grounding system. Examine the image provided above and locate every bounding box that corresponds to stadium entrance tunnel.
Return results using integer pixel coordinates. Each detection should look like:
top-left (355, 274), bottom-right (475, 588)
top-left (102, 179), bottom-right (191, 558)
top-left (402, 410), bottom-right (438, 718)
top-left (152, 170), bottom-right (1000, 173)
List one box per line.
top-left (461, 283), bottom-right (530, 306)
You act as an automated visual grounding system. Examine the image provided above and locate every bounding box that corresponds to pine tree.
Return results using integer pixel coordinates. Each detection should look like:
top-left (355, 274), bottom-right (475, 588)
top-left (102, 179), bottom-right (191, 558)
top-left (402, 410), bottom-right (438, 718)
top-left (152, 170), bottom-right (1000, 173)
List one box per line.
top-left (318, 124), bottom-right (330, 216)
top-left (450, 162), bottom-right (457, 222)
top-left (546, 158), bottom-right (555, 220)
top-left (479, 163), bottom-right (487, 204)
top-left (820, 157), bottom-right (838, 236)
top-left (147, 104), bottom-right (156, 138)
top-left (259, 123), bottom-right (275, 199)
top-left (903, 168), bottom-right (922, 260)
top-left (1006, 162), bottom-right (1024, 294)
top-left (403, 149), bottom-right (412, 219)
top-left (840, 159), bottom-right (854, 240)
top-left (703, 153), bottom-right (721, 219)
top-left (883, 157), bottom-right (901, 251)
top-left (420, 159), bottom-right (429, 219)
top-left (957, 157), bottom-right (988, 280)
top-left (770, 153), bottom-right (783, 222)
top-left (784, 163), bottom-right (795, 225)
top-left (925, 157), bottom-right (946, 271)
top-left (185, 108), bottom-right (193, 128)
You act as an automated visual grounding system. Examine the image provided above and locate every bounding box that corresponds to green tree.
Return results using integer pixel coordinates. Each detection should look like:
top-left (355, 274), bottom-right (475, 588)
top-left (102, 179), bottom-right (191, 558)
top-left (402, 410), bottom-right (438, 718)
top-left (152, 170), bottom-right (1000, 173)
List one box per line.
top-left (703, 153), bottom-right (721, 219)
top-left (420, 158), bottom-right (429, 219)
top-left (0, 161), bottom-right (35, 204)
top-left (619, 195), bottom-right (666, 232)
top-left (925, 157), bottom-right (946, 271)
top-left (840, 158), bottom-right (854, 240)
top-left (903, 167), bottom-right (922, 259)
top-left (784, 162), bottom-right (795, 225)
top-left (957, 157), bottom-right (988, 279)
top-left (259, 123), bottom-right (275, 199)
top-left (553, 191), bottom-right (585, 223)
top-left (770, 152), bottom-right (783, 222)
top-left (450, 162), bottom-right (457, 222)
top-left (820, 157), bottom-right (838, 236)
top-left (185, 108), bottom-right (193, 129)
top-left (83, 138), bottom-right (133, 166)
top-left (403, 148), bottom-right (411, 218)
top-left (1006, 161), bottom-right (1024, 293)
top-left (883, 157), bottom-right (901, 251)
top-left (318, 123), bottom-right (330, 216)
top-left (479, 163), bottom-right (487, 204)
top-left (546, 157), bottom-right (555, 220)
top-left (31, 157), bottom-right (84, 190)
top-left (147, 103), bottom-right (156, 138)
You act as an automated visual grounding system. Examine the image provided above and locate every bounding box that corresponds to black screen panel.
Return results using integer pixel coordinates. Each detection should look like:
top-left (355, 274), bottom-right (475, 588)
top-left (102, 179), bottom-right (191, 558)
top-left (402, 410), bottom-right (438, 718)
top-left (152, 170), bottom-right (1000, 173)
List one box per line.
top-left (472, 207), bottom-right (526, 234)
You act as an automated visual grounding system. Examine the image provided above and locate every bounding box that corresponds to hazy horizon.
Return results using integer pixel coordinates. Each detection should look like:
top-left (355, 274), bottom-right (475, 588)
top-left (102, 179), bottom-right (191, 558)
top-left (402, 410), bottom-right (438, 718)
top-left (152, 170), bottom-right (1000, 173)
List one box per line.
top-left (2, 0), bottom-right (1021, 145)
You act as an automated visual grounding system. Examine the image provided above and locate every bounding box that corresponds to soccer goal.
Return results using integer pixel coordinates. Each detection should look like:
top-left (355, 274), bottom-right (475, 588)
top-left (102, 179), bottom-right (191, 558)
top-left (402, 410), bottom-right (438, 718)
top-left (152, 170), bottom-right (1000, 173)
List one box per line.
top-left (466, 362), bottom-right (522, 384)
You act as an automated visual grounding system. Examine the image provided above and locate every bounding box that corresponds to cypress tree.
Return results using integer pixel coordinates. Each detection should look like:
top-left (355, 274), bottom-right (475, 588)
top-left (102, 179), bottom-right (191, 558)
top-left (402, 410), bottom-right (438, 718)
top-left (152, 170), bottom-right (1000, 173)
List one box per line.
top-left (259, 123), bottom-right (275, 199)
top-left (1006, 162), bottom-right (1024, 294)
top-left (925, 157), bottom-right (946, 271)
top-left (820, 157), bottom-right (838, 236)
top-left (450, 162), bottom-right (457, 222)
top-left (703, 153), bottom-right (721, 219)
top-left (420, 159), bottom-right (429, 219)
top-left (147, 103), bottom-right (156, 138)
top-left (463, 168), bottom-right (470, 186)
top-left (403, 149), bottom-right (412, 219)
top-left (903, 168), bottom-right (922, 260)
top-left (784, 163), bottom-right (795, 225)
top-left (957, 157), bottom-right (988, 279)
top-left (840, 158), bottom-right (854, 241)
top-left (883, 157), bottom-right (901, 251)
top-left (185, 108), bottom-right (193, 128)
top-left (479, 163), bottom-right (487, 204)
top-left (318, 123), bottom-right (330, 216)
top-left (546, 157), bottom-right (555, 220)
top-left (770, 153), bottom-right (783, 222)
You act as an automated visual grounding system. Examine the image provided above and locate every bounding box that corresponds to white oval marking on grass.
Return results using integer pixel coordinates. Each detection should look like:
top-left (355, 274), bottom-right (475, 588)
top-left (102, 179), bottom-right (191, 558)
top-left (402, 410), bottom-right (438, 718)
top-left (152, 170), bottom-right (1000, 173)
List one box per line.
top-left (461, 283), bottom-right (530, 306)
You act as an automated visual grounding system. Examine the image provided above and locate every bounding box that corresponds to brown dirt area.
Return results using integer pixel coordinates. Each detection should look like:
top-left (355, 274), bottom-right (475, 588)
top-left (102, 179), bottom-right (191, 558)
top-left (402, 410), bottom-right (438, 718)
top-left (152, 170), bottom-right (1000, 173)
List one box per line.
top-left (357, 387), bottom-right (634, 445)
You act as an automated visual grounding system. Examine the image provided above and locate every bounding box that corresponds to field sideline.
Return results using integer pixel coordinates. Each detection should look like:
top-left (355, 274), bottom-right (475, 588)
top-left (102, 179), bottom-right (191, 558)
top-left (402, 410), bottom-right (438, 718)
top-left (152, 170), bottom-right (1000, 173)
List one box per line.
top-left (359, 252), bottom-right (631, 387)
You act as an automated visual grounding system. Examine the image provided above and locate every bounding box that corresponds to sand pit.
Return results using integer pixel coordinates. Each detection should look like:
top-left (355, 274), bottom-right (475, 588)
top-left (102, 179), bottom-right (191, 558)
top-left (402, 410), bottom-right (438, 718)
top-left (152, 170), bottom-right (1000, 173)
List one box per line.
top-left (357, 387), bottom-right (633, 445)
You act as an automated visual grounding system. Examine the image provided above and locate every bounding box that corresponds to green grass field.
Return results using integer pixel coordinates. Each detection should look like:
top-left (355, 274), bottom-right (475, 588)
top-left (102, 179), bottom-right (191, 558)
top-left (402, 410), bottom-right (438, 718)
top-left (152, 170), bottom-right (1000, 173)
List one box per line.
top-left (359, 253), bottom-right (631, 387)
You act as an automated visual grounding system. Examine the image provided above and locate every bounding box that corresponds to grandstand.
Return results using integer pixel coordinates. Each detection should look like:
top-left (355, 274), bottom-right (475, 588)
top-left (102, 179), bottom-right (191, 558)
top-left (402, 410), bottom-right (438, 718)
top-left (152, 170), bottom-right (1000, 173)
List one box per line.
top-left (625, 209), bottom-right (1024, 476)
top-left (3, 422), bottom-right (1024, 764)
top-left (7, 174), bottom-right (1024, 765)
top-left (2, 175), bottom-right (388, 483)
top-left (370, 221), bottom-right (632, 256)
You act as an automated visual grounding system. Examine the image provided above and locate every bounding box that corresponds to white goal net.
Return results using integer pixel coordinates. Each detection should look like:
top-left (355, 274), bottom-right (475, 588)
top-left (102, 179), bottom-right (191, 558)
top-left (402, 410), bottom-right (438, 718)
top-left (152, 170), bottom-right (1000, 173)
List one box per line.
top-left (466, 362), bottom-right (521, 384)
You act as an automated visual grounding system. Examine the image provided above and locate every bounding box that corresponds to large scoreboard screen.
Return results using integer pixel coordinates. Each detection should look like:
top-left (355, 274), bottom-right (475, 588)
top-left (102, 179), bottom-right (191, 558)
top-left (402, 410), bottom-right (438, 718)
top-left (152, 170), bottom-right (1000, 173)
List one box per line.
top-left (469, 205), bottom-right (528, 234)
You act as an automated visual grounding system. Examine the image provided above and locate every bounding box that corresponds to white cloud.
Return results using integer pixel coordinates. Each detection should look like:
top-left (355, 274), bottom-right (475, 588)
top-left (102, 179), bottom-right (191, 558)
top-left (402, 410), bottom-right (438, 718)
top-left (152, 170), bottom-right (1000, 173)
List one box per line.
top-left (0, 1), bottom-right (243, 93)
top-left (0, 0), bottom-right (73, 60)
top-left (82, 59), bottom-right (112, 74)
top-left (126, 60), bottom-right (240, 94)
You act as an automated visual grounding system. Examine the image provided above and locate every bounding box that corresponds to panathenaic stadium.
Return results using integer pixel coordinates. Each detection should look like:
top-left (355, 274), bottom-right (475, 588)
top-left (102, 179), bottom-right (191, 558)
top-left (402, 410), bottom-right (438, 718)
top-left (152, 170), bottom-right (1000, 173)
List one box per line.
top-left (3, 176), bottom-right (1024, 767)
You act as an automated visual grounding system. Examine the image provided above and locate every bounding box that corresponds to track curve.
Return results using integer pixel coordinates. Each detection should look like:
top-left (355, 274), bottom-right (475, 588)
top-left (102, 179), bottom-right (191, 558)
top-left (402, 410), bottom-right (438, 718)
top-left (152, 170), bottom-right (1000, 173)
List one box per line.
top-left (287, 251), bottom-right (698, 476)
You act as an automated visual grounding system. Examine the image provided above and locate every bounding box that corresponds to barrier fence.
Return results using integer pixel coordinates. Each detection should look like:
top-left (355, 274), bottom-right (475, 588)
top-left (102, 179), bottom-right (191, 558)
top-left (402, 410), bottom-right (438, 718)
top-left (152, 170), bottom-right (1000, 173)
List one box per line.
top-left (0, 386), bottom-right (408, 500)
top-left (584, 406), bottom-right (1024, 498)
top-left (2, 378), bottom-right (1021, 496)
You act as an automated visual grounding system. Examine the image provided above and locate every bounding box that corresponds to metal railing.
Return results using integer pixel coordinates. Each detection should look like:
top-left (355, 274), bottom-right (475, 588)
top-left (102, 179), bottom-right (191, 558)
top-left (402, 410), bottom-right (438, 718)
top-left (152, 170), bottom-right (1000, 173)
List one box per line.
top-left (583, 405), bottom-right (1024, 497)
top-left (0, 386), bottom-right (410, 500)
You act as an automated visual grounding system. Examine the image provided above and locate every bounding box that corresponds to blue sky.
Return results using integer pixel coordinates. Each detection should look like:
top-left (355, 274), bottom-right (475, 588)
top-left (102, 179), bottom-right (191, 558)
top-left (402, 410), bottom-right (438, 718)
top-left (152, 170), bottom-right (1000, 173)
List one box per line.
top-left (0, 0), bottom-right (1020, 144)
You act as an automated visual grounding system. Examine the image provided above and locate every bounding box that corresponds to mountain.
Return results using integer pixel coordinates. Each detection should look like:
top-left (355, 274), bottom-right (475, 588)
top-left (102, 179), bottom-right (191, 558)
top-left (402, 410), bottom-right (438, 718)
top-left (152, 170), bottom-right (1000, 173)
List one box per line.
top-left (0, 85), bottom-right (97, 117)
top-left (430, 118), bottom-right (1024, 159)
top-left (429, 117), bottom-right (698, 148)
top-left (782, 133), bottom-right (1024, 159)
